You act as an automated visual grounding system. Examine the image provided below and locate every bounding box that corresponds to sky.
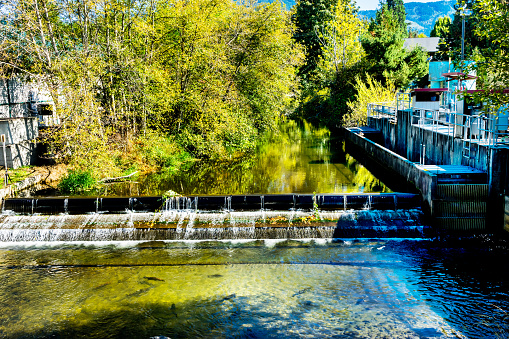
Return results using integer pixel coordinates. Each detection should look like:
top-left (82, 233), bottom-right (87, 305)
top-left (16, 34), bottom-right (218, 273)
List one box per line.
top-left (357, 0), bottom-right (445, 10)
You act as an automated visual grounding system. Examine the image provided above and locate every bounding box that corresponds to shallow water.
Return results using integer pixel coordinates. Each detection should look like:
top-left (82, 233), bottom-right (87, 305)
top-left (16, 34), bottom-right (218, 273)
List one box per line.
top-left (1, 239), bottom-right (507, 338)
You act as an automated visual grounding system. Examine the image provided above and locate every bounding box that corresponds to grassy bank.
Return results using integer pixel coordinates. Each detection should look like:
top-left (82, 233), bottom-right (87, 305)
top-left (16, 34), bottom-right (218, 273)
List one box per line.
top-left (55, 131), bottom-right (197, 194)
top-left (0, 164), bottom-right (68, 191)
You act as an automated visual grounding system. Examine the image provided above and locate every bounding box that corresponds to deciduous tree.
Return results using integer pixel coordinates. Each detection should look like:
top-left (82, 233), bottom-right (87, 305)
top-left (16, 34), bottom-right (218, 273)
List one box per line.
top-left (293, 0), bottom-right (336, 82)
top-left (317, 0), bottom-right (364, 73)
top-left (466, 0), bottom-right (509, 109)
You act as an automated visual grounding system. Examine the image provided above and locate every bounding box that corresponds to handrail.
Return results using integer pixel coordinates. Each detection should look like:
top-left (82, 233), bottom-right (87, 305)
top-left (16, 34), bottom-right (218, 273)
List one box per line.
top-left (396, 92), bottom-right (412, 112)
top-left (367, 93), bottom-right (412, 122)
top-left (410, 108), bottom-right (509, 148)
top-left (366, 90), bottom-right (509, 148)
top-left (368, 102), bottom-right (397, 120)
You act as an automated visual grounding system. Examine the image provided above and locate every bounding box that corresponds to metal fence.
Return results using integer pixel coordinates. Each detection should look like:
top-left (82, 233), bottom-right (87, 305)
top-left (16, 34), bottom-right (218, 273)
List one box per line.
top-left (410, 108), bottom-right (509, 149)
top-left (366, 93), bottom-right (412, 122)
top-left (367, 102), bottom-right (397, 120)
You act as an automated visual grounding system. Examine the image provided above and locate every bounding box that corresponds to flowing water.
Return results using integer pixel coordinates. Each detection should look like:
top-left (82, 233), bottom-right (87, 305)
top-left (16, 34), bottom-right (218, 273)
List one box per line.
top-left (3, 121), bottom-right (509, 338)
top-left (0, 239), bottom-right (508, 338)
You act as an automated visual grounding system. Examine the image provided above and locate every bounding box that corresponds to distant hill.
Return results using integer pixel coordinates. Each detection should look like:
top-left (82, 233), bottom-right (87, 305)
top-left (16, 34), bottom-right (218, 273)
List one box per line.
top-left (259, 0), bottom-right (295, 9)
top-left (359, 0), bottom-right (456, 36)
top-left (260, 0), bottom-right (455, 37)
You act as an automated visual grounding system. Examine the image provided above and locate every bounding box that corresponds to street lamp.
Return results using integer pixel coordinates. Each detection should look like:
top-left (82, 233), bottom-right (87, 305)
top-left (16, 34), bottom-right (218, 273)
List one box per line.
top-left (455, 5), bottom-right (472, 61)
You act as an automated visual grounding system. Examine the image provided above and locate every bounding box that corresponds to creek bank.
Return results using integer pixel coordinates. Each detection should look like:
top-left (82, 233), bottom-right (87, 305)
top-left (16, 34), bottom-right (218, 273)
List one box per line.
top-left (0, 164), bottom-right (67, 202)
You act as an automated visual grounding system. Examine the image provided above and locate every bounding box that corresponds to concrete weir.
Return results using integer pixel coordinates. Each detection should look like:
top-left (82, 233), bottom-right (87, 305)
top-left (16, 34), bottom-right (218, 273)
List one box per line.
top-left (0, 194), bottom-right (430, 240)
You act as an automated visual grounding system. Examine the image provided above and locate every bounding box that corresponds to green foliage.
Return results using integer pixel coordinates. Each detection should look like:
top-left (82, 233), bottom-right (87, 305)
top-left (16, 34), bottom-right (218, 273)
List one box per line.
top-left (312, 192), bottom-right (320, 219)
top-left (317, 0), bottom-right (365, 73)
top-left (437, 1), bottom-right (489, 62)
top-left (130, 132), bottom-right (194, 174)
top-left (294, 0), bottom-right (367, 128)
top-left (465, 0), bottom-right (509, 110)
top-left (387, 0), bottom-right (408, 34)
top-left (361, 3), bottom-right (428, 89)
top-left (0, 0), bottom-right (303, 175)
top-left (430, 16), bottom-right (452, 38)
top-left (294, 0), bottom-right (336, 81)
top-left (0, 166), bottom-right (34, 189)
top-left (344, 73), bottom-right (396, 127)
top-left (58, 170), bottom-right (96, 194)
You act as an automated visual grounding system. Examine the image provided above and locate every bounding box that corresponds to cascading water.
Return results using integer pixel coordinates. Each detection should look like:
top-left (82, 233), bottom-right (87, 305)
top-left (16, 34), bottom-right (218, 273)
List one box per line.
top-left (0, 193), bottom-right (429, 242)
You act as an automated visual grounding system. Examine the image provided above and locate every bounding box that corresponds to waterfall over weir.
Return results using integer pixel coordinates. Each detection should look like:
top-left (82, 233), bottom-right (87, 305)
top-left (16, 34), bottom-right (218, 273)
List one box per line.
top-left (1, 193), bottom-right (430, 241)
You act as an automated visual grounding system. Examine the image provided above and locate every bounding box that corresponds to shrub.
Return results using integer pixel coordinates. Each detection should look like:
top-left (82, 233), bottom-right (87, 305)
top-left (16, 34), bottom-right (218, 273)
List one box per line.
top-left (344, 73), bottom-right (396, 127)
top-left (58, 170), bottom-right (96, 194)
top-left (131, 131), bottom-right (194, 173)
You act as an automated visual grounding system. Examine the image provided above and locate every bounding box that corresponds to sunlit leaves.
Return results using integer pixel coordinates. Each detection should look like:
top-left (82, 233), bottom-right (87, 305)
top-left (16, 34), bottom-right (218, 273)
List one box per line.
top-left (344, 73), bottom-right (396, 127)
top-left (463, 0), bottom-right (509, 110)
top-left (1, 0), bottom-right (303, 171)
top-left (361, 3), bottom-right (427, 89)
top-left (317, 0), bottom-right (364, 74)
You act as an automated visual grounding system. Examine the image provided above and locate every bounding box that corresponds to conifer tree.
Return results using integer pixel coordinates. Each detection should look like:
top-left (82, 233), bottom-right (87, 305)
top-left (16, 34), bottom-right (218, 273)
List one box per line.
top-left (386, 0), bottom-right (407, 33)
top-left (361, 3), bottom-right (427, 89)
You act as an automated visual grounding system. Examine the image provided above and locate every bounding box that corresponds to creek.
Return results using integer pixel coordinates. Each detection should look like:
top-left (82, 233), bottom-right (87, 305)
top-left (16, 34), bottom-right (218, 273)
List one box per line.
top-left (34, 120), bottom-right (392, 197)
top-left (1, 120), bottom-right (508, 338)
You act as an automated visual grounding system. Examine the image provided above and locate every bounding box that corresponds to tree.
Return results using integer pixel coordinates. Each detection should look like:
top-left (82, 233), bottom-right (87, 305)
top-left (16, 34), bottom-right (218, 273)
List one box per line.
top-left (293, 0), bottom-right (336, 81)
top-left (145, 0), bottom-right (303, 157)
top-left (437, 1), bottom-right (488, 62)
top-left (466, 0), bottom-right (509, 109)
top-left (0, 0), bottom-right (303, 173)
top-left (387, 0), bottom-right (407, 33)
top-left (317, 0), bottom-right (364, 73)
top-left (361, 3), bottom-right (427, 89)
top-left (430, 16), bottom-right (452, 38)
top-left (344, 73), bottom-right (396, 127)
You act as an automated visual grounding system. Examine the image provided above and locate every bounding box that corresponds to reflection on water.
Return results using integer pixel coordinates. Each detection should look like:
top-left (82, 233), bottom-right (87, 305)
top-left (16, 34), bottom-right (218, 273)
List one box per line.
top-left (0, 239), bottom-right (508, 338)
top-left (79, 120), bottom-right (391, 197)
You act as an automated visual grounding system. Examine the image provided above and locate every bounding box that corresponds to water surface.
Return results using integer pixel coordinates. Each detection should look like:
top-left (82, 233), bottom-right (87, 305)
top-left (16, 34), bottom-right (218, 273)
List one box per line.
top-left (58, 120), bottom-right (391, 197)
top-left (0, 239), bottom-right (507, 338)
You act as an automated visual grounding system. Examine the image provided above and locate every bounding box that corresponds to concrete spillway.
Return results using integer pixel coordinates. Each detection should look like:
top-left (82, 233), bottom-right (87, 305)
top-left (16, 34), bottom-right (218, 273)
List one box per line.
top-left (0, 193), bottom-right (430, 241)
top-left (0, 210), bottom-right (428, 241)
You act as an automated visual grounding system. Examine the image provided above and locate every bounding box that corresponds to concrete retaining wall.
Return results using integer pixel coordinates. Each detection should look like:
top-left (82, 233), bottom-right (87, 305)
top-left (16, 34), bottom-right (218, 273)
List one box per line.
top-left (0, 173), bottom-right (43, 202)
top-left (0, 141), bottom-right (38, 168)
top-left (345, 129), bottom-right (437, 215)
top-left (367, 110), bottom-right (509, 231)
top-left (0, 118), bottom-right (38, 144)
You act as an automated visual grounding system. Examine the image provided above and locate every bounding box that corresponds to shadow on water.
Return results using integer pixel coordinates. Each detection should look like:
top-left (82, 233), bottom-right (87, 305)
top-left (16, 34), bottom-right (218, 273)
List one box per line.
top-left (7, 298), bottom-right (284, 339)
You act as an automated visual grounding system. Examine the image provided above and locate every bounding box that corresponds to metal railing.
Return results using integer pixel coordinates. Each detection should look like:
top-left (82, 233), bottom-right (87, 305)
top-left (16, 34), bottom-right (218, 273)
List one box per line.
top-left (410, 108), bottom-right (509, 149)
top-left (367, 102), bottom-right (397, 120)
top-left (396, 92), bottom-right (412, 111)
top-left (366, 93), bottom-right (412, 123)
